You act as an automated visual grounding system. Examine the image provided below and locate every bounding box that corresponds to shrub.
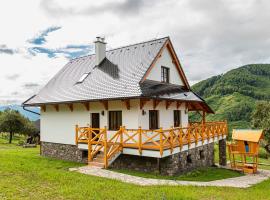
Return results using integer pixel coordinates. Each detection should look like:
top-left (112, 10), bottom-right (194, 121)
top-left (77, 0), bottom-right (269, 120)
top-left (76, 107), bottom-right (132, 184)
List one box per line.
top-left (259, 147), bottom-right (269, 159)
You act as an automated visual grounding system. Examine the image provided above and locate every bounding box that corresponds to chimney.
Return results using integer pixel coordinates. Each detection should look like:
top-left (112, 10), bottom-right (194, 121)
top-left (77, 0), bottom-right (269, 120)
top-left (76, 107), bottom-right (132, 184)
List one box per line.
top-left (94, 37), bottom-right (106, 66)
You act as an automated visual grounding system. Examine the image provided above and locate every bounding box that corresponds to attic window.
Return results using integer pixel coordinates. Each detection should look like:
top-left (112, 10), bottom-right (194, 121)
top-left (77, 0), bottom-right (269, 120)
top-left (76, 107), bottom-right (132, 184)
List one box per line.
top-left (161, 66), bottom-right (170, 83)
top-left (77, 73), bottom-right (90, 83)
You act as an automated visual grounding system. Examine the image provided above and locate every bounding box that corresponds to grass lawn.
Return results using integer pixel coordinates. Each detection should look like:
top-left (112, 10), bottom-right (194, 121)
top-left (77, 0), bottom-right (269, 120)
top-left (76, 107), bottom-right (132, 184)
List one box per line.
top-left (1, 141), bottom-right (270, 200)
top-left (111, 167), bottom-right (243, 182)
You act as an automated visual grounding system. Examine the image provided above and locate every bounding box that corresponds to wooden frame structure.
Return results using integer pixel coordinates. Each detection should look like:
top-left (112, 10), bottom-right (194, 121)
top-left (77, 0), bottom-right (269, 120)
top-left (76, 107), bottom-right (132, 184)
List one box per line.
top-left (227, 129), bottom-right (263, 174)
top-left (75, 121), bottom-right (228, 168)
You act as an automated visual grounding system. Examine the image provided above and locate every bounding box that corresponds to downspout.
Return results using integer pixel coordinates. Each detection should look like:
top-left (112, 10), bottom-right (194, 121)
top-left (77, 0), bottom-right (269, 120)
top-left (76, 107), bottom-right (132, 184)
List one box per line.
top-left (21, 95), bottom-right (40, 116)
top-left (22, 106), bottom-right (40, 116)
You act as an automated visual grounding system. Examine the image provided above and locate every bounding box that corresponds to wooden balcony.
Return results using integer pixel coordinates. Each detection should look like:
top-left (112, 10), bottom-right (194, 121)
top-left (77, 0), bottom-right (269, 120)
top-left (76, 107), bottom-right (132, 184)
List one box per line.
top-left (75, 121), bottom-right (228, 168)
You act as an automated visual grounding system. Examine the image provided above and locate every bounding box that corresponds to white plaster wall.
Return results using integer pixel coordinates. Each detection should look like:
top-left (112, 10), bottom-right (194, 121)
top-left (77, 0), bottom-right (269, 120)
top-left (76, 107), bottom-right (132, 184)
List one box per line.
top-left (40, 99), bottom-right (189, 145)
top-left (41, 100), bottom-right (140, 145)
top-left (146, 47), bottom-right (184, 85)
top-left (138, 100), bottom-right (188, 130)
top-left (41, 103), bottom-right (91, 145)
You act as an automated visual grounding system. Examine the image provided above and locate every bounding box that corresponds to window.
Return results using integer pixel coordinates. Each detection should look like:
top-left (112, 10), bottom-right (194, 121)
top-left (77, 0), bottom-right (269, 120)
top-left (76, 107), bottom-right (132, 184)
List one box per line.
top-left (149, 110), bottom-right (159, 130)
top-left (109, 111), bottom-right (122, 130)
top-left (77, 72), bottom-right (90, 83)
top-left (174, 110), bottom-right (181, 127)
top-left (161, 66), bottom-right (170, 83)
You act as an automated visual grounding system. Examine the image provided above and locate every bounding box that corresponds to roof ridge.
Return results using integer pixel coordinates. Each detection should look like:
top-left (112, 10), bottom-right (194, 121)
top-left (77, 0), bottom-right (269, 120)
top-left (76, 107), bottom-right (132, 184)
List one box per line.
top-left (70, 36), bottom-right (169, 61)
top-left (106, 36), bottom-right (169, 52)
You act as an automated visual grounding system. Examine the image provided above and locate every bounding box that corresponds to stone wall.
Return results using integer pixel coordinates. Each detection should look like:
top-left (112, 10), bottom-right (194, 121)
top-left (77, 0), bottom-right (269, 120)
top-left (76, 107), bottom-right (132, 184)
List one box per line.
top-left (219, 139), bottom-right (227, 166)
top-left (41, 142), bottom-right (88, 163)
top-left (110, 143), bottom-right (215, 176)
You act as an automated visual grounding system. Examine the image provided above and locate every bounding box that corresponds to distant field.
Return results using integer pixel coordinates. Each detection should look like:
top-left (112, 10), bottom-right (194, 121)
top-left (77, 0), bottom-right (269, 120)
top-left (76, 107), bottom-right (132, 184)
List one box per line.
top-left (1, 141), bottom-right (270, 200)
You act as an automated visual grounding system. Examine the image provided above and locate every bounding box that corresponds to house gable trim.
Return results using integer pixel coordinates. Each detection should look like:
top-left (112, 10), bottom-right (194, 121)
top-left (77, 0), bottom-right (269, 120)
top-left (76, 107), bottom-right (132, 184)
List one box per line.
top-left (140, 38), bottom-right (190, 89)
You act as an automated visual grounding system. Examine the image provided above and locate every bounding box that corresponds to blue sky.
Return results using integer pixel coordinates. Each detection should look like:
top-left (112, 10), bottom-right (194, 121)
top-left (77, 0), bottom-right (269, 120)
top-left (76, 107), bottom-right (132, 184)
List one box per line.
top-left (27, 26), bottom-right (93, 59)
top-left (28, 26), bottom-right (61, 45)
top-left (0, 0), bottom-right (270, 105)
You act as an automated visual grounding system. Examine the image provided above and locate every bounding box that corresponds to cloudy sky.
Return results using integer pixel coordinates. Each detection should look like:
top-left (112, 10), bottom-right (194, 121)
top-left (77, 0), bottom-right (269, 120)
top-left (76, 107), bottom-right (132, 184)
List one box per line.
top-left (0, 0), bottom-right (269, 105)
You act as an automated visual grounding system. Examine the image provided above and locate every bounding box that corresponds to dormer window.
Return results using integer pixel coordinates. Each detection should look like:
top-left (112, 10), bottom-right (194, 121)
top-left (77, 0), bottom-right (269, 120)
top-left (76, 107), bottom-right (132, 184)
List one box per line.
top-left (77, 73), bottom-right (90, 83)
top-left (161, 66), bottom-right (169, 83)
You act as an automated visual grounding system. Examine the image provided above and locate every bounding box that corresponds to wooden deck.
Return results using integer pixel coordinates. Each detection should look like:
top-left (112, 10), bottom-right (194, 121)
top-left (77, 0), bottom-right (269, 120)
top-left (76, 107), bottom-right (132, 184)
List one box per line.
top-left (76, 121), bottom-right (228, 168)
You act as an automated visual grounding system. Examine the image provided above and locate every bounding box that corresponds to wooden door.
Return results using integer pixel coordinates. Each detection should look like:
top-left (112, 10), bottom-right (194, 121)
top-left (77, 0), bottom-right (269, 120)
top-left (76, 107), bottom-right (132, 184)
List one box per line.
top-left (91, 113), bottom-right (100, 129)
top-left (91, 113), bottom-right (100, 140)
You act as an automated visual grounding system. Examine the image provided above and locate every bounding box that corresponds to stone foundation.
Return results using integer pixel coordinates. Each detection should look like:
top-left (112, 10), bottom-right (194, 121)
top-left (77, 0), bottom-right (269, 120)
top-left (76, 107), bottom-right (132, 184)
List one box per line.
top-left (110, 143), bottom-right (215, 176)
top-left (41, 142), bottom-right (88, 163)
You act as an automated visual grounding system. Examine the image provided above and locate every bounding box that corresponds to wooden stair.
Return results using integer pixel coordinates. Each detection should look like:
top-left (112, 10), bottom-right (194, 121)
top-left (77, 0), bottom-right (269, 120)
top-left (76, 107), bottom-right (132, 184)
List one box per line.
top-left (88, 152), bottom-right (105, 168)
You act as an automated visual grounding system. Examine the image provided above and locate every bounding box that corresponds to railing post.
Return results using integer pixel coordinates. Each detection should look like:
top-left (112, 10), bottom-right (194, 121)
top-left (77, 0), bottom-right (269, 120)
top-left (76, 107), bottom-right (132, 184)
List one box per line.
top-left (213, 124), bottom-right (216, 142)
top-left (201, 124), bottom-right (204, 144)
top-left (75, 124), bottom-right (78, 145)
top-left (159, 127), bottom-right (163, 157)
top-left (170, 126), bottom-right (174, 154)
top-left (223, 120), bottom-right (227, 138)
top-left (207, 125), bottom-right (210, 142)
top-left (120, 126), bottom-right (124, 151)
top-left (179, 128), bottom-right (183, 151)
top-left (103, 126), bottom-right (108, 168)
top-left (138, 126), bottom-right (142, 155)
top-left (187, 126), bottom-right (191, 147)
top-left (195, 126), bottom-right (198, 146)
top-left (88, 126), bottom-right (93, 162)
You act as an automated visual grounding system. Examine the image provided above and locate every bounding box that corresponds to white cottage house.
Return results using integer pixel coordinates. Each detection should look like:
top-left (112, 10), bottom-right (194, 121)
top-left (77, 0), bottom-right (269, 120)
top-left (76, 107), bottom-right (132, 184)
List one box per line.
top-left (23, 37), bottom-right (227, 175)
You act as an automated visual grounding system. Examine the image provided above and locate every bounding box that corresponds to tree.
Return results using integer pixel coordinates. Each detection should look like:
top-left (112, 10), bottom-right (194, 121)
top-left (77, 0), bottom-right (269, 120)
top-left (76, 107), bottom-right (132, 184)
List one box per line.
top-left (0, 109), bottom-right (36, 143)
top-left (252, 101), bottom-right (270, 153)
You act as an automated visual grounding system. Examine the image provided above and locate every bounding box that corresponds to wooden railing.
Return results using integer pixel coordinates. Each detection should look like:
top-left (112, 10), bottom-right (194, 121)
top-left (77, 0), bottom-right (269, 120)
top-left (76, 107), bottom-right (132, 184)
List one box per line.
top-left (75, 121), bottom-right (228, 168)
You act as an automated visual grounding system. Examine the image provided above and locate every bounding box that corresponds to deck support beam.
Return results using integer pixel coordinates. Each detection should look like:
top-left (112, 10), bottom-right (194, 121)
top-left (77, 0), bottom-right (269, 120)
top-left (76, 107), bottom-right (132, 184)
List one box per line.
top-left (219, 139), bottom-right (227, 166)
top-left (157, 158), bottom-right (161, 174)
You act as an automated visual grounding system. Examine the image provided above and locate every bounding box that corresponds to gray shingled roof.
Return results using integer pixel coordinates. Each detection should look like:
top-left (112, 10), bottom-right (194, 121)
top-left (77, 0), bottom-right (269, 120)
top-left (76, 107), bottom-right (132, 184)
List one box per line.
top-left (23, 37), bottom-right (212, 113)
top-left (24, 37), bottom-right (169, 105)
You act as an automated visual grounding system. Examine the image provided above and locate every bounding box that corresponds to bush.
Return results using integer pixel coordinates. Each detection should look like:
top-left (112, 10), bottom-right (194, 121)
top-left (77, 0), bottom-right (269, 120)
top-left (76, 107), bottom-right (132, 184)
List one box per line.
top-left (259, 147), bottom-right (269, 159)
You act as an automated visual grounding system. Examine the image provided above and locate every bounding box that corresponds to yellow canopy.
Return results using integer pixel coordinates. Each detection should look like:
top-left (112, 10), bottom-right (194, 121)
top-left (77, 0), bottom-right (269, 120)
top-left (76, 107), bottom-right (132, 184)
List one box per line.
top-left (232, 129), bottom-right (263, 142)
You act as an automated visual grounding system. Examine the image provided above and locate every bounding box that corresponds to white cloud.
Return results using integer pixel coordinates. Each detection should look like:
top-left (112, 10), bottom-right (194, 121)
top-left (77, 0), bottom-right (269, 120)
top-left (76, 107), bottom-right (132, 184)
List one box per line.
top-left (0, 0), bottom-right (269, 104)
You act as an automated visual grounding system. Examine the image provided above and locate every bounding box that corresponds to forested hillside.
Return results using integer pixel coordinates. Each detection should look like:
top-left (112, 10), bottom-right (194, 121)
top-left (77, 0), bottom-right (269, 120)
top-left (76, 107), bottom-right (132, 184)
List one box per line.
top-left (192, 64), bottom-right (270, 130)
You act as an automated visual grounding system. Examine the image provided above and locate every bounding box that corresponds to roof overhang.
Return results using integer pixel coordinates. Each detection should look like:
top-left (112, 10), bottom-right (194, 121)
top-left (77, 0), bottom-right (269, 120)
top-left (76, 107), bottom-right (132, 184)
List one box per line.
top-left (232, 129), bottom-right (264, 142)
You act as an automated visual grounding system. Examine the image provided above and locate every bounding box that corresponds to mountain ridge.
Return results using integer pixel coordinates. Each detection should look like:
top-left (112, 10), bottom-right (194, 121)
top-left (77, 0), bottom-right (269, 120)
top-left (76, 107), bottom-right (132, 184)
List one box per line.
top-left (0, 105), bottom-right (40, 121)
top-left (192, 64), bottom-right (270, 130)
